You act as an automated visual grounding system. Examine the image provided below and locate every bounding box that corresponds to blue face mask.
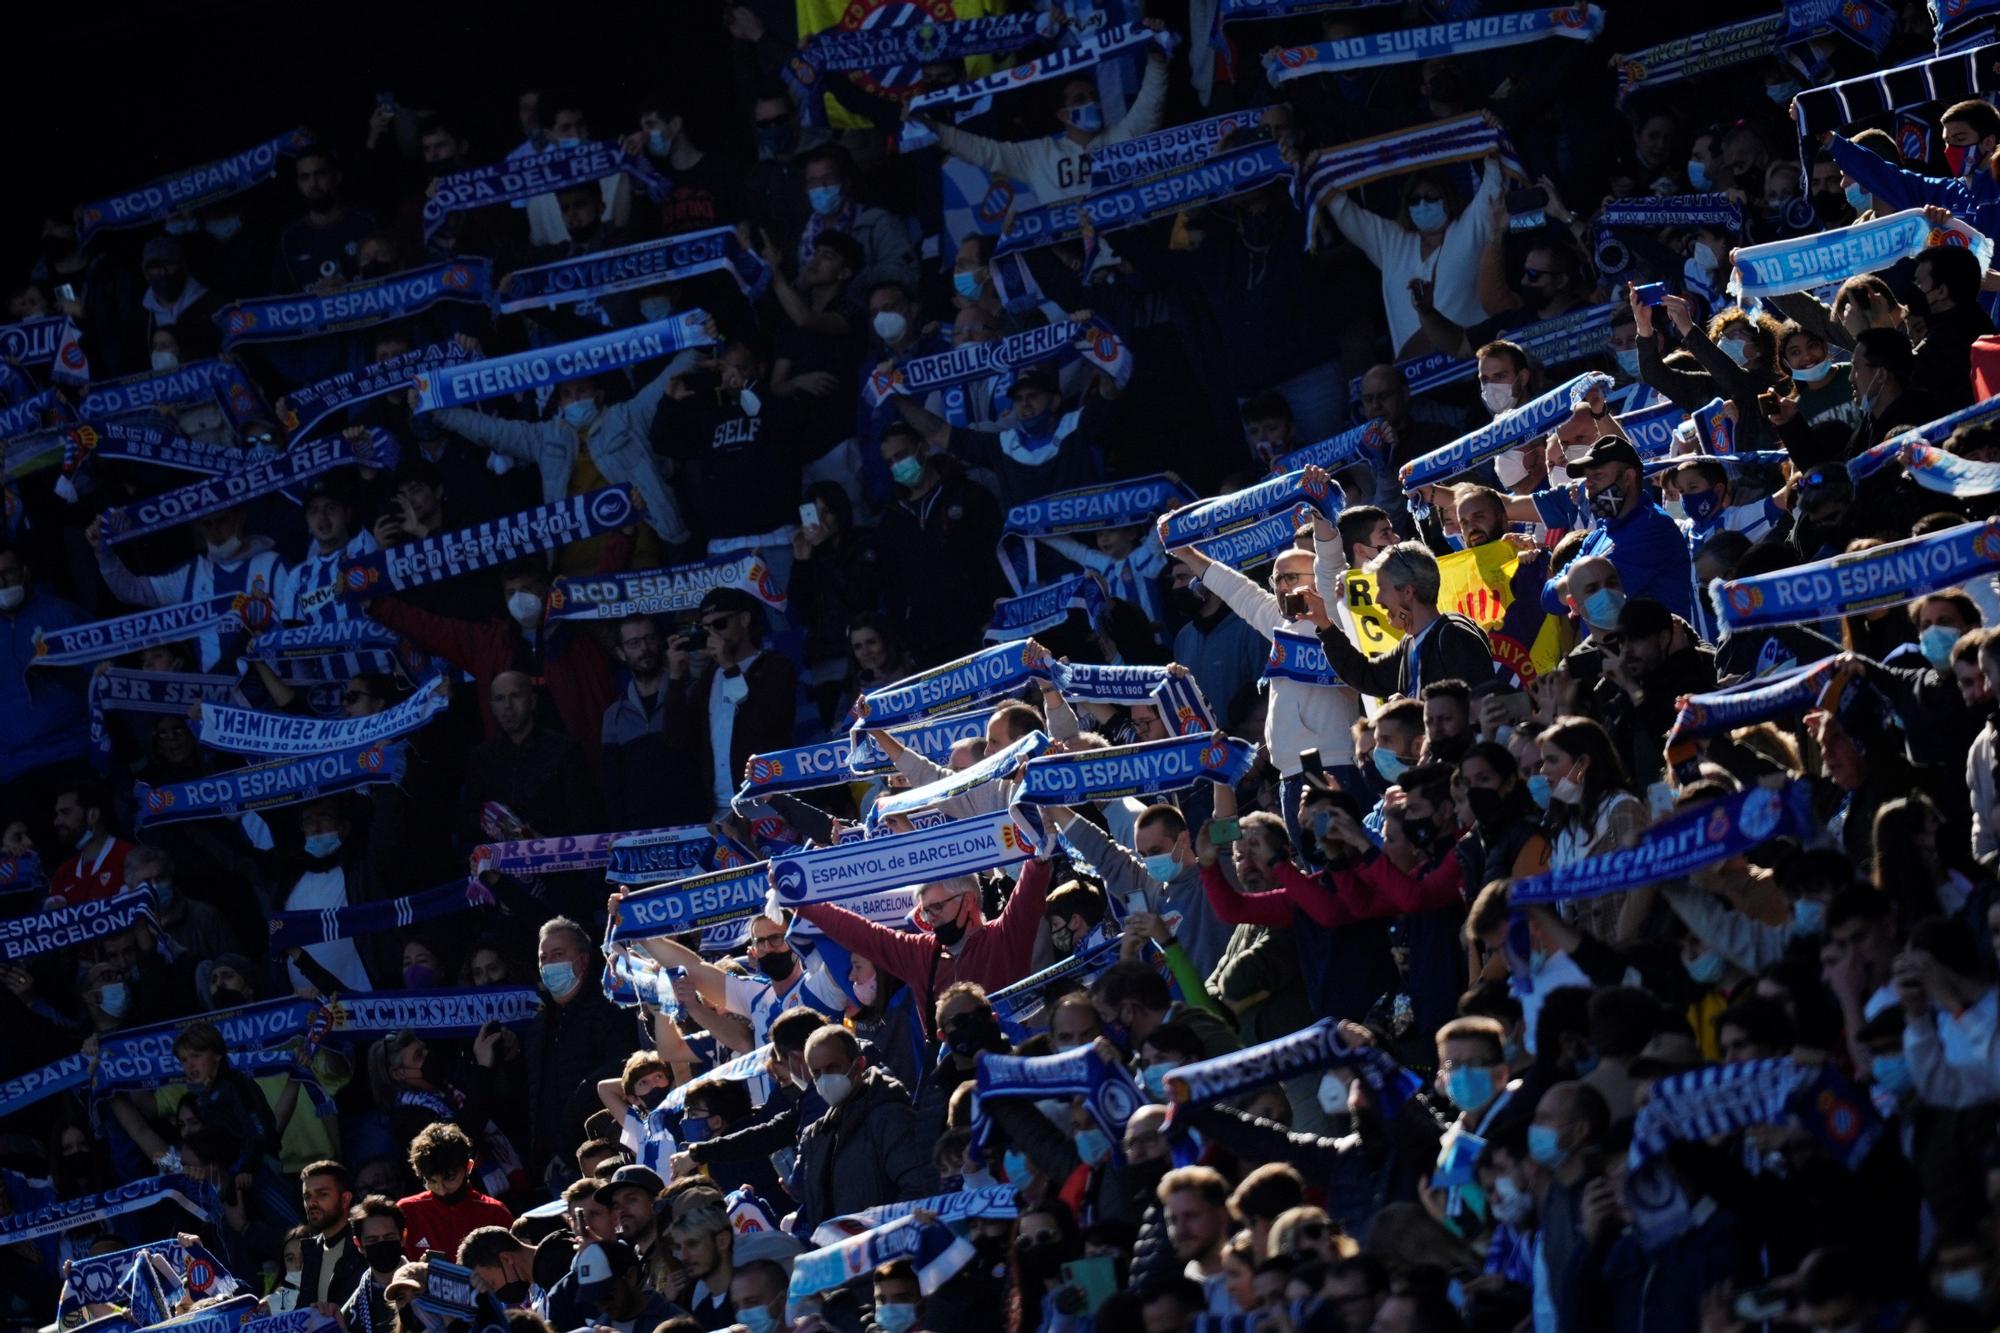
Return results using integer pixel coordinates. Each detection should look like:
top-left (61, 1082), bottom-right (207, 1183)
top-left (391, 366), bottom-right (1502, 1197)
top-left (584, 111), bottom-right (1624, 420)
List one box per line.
top-left (1613, 346), bottom-right (1641, 378)
top-left (1791, 356), bottom-right (1836, 383)
top-left (1921, 624), bottom-right (1962, 670)
top-left (1792, 898), bottom-right (1826, 935)
top-left (678, 1115), bottom-right (712, 1144)
top-left (1685, 949), bottom-right (1725, 985)
top-left (953, 270), bottom-right (983, 300)
top-left (556, 137), bottom-right (582, 150)
top-left (1141, 1063), bottom-right (1177, 1102)
top-left (737, 1306), bottom-right (778, 1333)
top-left (1526, 774), bottom-right (1552, 809)
top-left (639, 296), bottom-right (673, 322)
top-left (1845, 181), bottom-right (1870, 212)
top-left (303, 832), bottom-right (342, 858)
top-left (1065, 102), bottom-right (1104, 133)
top-left (890, 456), bottom-right (925, 488)
top-left (647, 129), bottom-right (672, 156)
top-left (1074, 1126), bottom-right (1112, 1166)
top-left (1681, 490), bottom-right (1722, 525)
top-left (1372, 746), bottom-right (1410, 783)
top-left (873, 1305), bottom-right (918, 1333)
top-left (1017, 407), bottom-right (1058, 438)
top-left (1408, 199), bottom-right (1448, 233)
top-left (807, 184), bottom-right (844, 215)
top-left (1142, 853), bottom-right (1180, 883)
top-left (756, 123), bottom-right (798, 158)
top-left (1871, 1053), bottom-right (1913, 1099)
top-left (539, 960), bottom-right (579, 997)
top-left (1003, 1149), bottom-right (1031, 1183)
top-left (1687, 159), bottom-right (1712, 191)
top-left (560, 400), bottom-right (598, 429)
top-left (1582, 586), bottom-right (1627, 631)
top-left (1445, 1064), bottom-right (1496, 1112)
top-left (1527, 1123), bottom-right (1569, 1168)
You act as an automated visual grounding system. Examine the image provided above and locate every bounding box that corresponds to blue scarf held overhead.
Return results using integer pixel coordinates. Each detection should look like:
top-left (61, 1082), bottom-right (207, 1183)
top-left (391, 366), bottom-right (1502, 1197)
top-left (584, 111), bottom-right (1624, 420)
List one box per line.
top-left (496, 227), bottom-right (771, 312)
top-left (60, 418), bottom-right (253, 483)
top-left (411, 313), bottom-right (715, 412)
top-left (1160, 467), bottom-right (1343, 548)
top-left (868, 729), bottom-right (1050, 829)
top-left (79, 357), bottom-right (266, 431)
top-left (1089, 109), bottom-right (1270, 188)
top-left (1792, 42), bottom-right (2000, 140)
top-left (268, 877), bottom-right (494, 950)
top-left (1630, 1056), bottom-right (1880, 1172)
top-left (1165, 1017), bottom-right (1422, 1119)
top-left (469, 825), bottom-right (712, 879)
top-left (604, 826), bottom-right (725, 885)
top-left (29, 592), bottom-right (268, 668)
top-left (1400, 372), bottom-right (1613, 490)
top-left (546, 551), bottom-right (786, 621)
top-left (1778, 0), bottom-right (1894, 52)
top-left (1265, 6), bottom-right (1603, 82)
top-left (340, 486), bottom-right (639, 599)
top-left (1666, 656), bottom-right (1845, 750)
top-left (195, 678), bottom-right (448, 756)
top-left (985, 575), bottom-right (1106, 641)
top-left (1849, 397), bottom-right (2000, 484)
top-left (0, 387), bottom-right (73, 441)
top-left (280, 342), bottom-right (475, 442)
top-left (134, 740), bottom-right (408, 827)
top-left (0, 315), bottom-right (90, 384)
top-left (768, 810), bottom-right (1033, 906)
top-left (421, 141), bottom-right (671, 243)
top-left (0, 887), bottom-right (159, 965)
top-left (863, 316), bottom-right (1134, 409)
top-left (244, 618), bottom-right (417, 667)
top-left (810, 1184), bottom-right (1018, 1248)
top-left (998, 472), bottom-right (1195, 593)
top-left (607, 862), bottom-right (773, 941)
top-left (1297, 114), bottom-right (1524, 239)
top-left (995, 142), bottom-right (1288, 256)
top-left (1271, 419), bottom-right (1391, 477)
top-left (215, 260), bottom-right (493, 347)
top-left (0, 1174), bottom-right (216, 1245)
top-left (846, 710), bottom-right (994, 777)
top-left (858, 638), bottom-right (1052, 726)
top-left (908, 22), bottom-right (1167, 114)
top-left (1014, 733), bottom-right (1256, 805)
top-left (1731, 208), bottom-right (1995, 299)
top-left (1612, 15), bottom-right (1784, 104)
top-left (789, 1217), bottom-right (977, 1302)
top-left (1713, 517), bottom-right (2000, 632)
top-left (972, 1042), bottom-right (1144, 1162)
top-left (735, 736), bottom-right (858, 800)
top-left (60, 1238), bottom-right (238, 1317)
top-left (411, 1260), bottom-right (511, 1333)
top-left (77, 129), bottom-right (313, 242)
top-left (98, 429), bottom-right (398, 545)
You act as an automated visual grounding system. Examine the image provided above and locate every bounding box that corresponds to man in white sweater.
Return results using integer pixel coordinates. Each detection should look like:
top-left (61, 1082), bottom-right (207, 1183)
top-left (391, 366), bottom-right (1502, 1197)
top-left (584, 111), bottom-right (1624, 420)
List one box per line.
top-left (915, 23), bottom-right (1171, 204)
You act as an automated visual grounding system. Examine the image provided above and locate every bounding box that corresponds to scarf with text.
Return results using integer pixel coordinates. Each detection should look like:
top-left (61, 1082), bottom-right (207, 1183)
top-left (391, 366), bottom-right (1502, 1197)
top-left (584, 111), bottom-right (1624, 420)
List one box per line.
top-left (1298, 114), bottom-right (1523, 238)
top-left (1714, 516), bottom-right (2000, 631)
top-left (546, 551), bottom-right (786, 621)
top-left (985, 575), bottom-right (1107, 640)
top-left (996, 141), bottom-right (1288, 256)
top-left (0, 315), bottom-right (90, 385)
top-left (1852, 436), bottom-right (2000, 499)
top-left (1511, 781), bottom-right (1817, 905)
top-left (811, 1184), bottom-right (1018, 1248)
top-left (1266, 6), bottom-right (1603, 83)
top-left (30, 592), bottom-right (269, 668)
top-left (0, 887), bottom-right (159, 965)
top-left (1631, 1056), bottom-right (1881, 1172)
top-left (999, 472), bottom-right (1196, 592)
top-left (1793, 42), bottom-right (2000, 140)
top-left (793, 9), bottom-right (1052, 85)
top-left (0, 1174), bottom-right (216, 1246)
top-left (1732, 208), bottom-right (1995, 299)
top-left (1271, 419), bottom-right (1391, 477)
top-left (267, 878), bottom-right (495, 950)
top-left (340, 486), bottom-right (638, 599)
top-left (421, 141), bottom-right (671, 243)
top-left (243, 617), bottom-right (424, 671)
top-left (98, 429), bottom-right (399, 545)
top-left (496, 227), bottom-right (771, 312)
top-left (77, 129), bottom-right (314, 242)
top-left (59, 1238), bottom-right (237, 1317)
top-left (1665, 657), bottom-right (1846, 776)
top-left (216, 260), bottom-right (492, 348)
top-left (1089, 109), bottom-right (1269, 188)
top-left (607, 862), bottom-right (773, 941)
top-left (909, 22), bottom-right (1167, 114)
top-left (79, 357), bottom-right (266, 431)
top-left (859, 638), bottom-right (1051, 726)
top-left (134, 740), bottom-right (407, 826)
top-left (1161, 467), bottom-right (1343, 548)
top-left (1015, 733), bottom-right (1256, 806)
top-left (280, 343), bottom-right (475, 442)
top-left (869, 729), bottom-right (1050, 829)
top-left (605, 826), bottom-right (728, 885)
top-left (1401, 372), bottom-right (1612, 490)
top-left (0, 388), bottom-right (73, 448)
top-left (972, 1042), bottom-right (1144, 1162)
top-left (789, 1216), bottom-right (977, 1301)
top-left (470, 825), bottom-right (719, 878)
top-left (1186, 512), bottom-right (1301, 569)
top-left (847, 710), bottom-right (996, 777)
top-left (195, 677), bottom-right (447, 756)
top-left (1849, 396), bottom-right (2000, 484)
top-left (738, 736), bottom-right (861, 798)
top-left (88, 669), bottom-right (331, 763)
top-left (1262, 628), bottom-right (1344, 687)
top-left (1343, 302), bottom-right (1617, 408)
top-left (60, 419), bottom-right (255, 487)
top-left (1933, 0), bottom-right (2000, 45)
top-left (989, 932), bottom-right (1128, 1025)
top-left (863, 316), bottom-right (1134, 409)
top-left (769, 809), bottom-right (1033, 906)
top-left (1612, 15), bottom-right (1785, 104)
top-left (410, 1260), bottom-right (510, 1333)
top-left (1165, 1017), bottom-right (1422, 1118)
top-left (412, 313), bottom-right (713, 412)
top-left (1593, 193), bottom-right (1743, 274)
top-left (1778, 0), bottom-right (1895, 52)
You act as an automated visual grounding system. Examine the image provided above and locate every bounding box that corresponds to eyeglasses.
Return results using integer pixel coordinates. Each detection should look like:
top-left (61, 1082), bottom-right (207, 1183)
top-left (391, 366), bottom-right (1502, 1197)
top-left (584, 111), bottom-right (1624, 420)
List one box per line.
top-left (620, 634), bottom-right (662, 652)
top-left (749, 933), bottom-right (786, 951)
top-left (700, 616), bottom-right (735, 633)
top-left (918, 895), bottom-right (965, 923)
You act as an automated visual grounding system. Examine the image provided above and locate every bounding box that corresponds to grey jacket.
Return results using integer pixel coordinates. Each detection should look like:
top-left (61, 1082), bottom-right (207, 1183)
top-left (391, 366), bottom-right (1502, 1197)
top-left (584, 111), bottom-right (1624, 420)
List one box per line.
top-left (1062, 815), bottom-right (1231, 977)
top-left (433, 353), bottom-right (698, 544)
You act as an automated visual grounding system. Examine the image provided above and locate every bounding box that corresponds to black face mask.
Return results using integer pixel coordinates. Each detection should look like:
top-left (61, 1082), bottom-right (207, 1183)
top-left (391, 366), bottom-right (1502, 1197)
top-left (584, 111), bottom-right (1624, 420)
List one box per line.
top-left (1015, 1244), bottom-right (1066, 1283)
top-left (496, 1279), bottom-right (530, 1307)
top-left (1169, 587), bottom-right (1204, 619)
top-left (209, 985), bottom-right (248, 1010)
top-left (933, 916), bottom-right (968, 949)
top-left (640, 1083), bottom-right (671, 1112)
top-left (946, 1009), bottom-right (997, 1055)
top-left (1465, 785), bottom-right (1508, 829)
top-left (1402, 815), bottom-right (1441, 849)
top-left (1127, 1157), bottom-right (1169, 1205)
top-left (756, 949), bottom-right (797, 981)
top-left (1428, 732), bottom-right (1472, 764)
top-left (363, 1238), bottom-right (405, 1274)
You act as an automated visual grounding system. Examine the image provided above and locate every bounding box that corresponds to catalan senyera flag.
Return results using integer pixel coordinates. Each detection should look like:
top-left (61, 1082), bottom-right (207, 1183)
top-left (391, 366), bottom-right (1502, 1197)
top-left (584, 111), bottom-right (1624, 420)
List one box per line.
top-left (797, 0), bottom-right (1008, 130)
top-left (1344, 539), bottom-right (1568, 683)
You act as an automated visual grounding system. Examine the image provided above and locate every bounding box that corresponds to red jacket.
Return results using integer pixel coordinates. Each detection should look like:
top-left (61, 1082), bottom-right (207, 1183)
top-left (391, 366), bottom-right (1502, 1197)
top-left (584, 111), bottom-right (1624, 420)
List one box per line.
top-left (1201, 843), bottom-right (1465, 930)
top-left (798, 858), bottom-right (1052, 1025)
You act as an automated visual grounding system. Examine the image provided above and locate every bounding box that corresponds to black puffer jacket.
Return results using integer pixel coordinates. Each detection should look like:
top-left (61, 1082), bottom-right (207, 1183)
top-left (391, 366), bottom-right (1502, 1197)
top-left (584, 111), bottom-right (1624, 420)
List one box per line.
top-left (791, 1065), bottom-right (935, 1232)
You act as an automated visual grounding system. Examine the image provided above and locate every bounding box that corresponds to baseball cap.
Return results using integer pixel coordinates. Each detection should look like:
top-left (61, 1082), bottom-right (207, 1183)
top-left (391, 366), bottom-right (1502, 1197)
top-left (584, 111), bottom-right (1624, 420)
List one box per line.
top-left (195, 953), bottom-right (256, 1009)
top-left (1011, 364), bottom-right (1060, 397)
top-left (696, 586), bottom-right (759, 620)
top-left (592, 1162), bottom-right (665, 1208)
top-left (1574, 436), bottom-right (1641, 471)
top-left (569, 1238), bottom-right (638, 1300)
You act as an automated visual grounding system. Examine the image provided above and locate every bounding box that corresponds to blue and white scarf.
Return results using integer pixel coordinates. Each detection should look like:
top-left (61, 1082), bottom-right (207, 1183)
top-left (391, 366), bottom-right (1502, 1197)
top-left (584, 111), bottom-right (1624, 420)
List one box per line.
top-left (607, 863), bottom-right (773, 941)
top-left (0, 852), bottom-right (41, 894)
top-left (1015, 733), bottom-right (1255, 806)
top-left (1792, 42), bottom-right (2000, 140)
top-left (98, 429), bottom-right (398, 545)
top-left (601, 946), bottom-right (679, 1011)
top-left (88, 669), bottom-right (289, 762)
top-left (1849, 396), bottom-right (2000, 484)
top-left (280, 342), bottom-right (475, 442)
top-left (195, 678), bottom-right (447, 756)
top-left (413, 313), bottom-right (714, 412)
top-left (1630, 1056), bottom-right (1880, 1171)
top-left (1165, 1017), bottom-right (1422, 1116)
top-left (0, 387), bottom-right (72, 441)
top-left (245, 617), bottom-right (415, 666)
top-left (1347, 304), bottom-right (1616, 407)
top-left (546, 551), bottom-right (785, 621)
top-left (1089, 109), bottom-right (1269, 188)
top-left (848, 710), bottom-right (995, 777)
top-left (860, 639), bottom-right (1051, 726)
top-left (61, 418), bottom-right (253, 484)
top-left (1189, 513), bottom-right (1302, 569)
top-left (80, 357), bottom-right (267, 432)
top-left (60, 1239), bottom-right (237, 1316)
top-left (1298, 113), bottom-right (1523, 232)
top-left (789, 1217), bottom-right (977, 1301)
top-left (1612, 15), bottom-right (1785, 103)
top-left (989, 933), bottom-right (1127, 1025)
top-left (323, 986), bottom-right (541, 1034)
top-left (1261, 628), bottom-right (1344, 687)
top-left (1666, 656), bottom-right (1843, 747)
top-left (137, 1296), bottom-right (263, 1333)
top-left (341, 486), bottom-right (638, 599)
top-left (1270, 419), bottom-right (1391, 477)
top-left (1732, 208), bottom-right (1995, 299)
top-left (267, 878), bottom-right (495, 950)
top-left (1401, 372), bottom-right (1613, 490)
top-left (237, 1313), bottom-right (337, 1333)
top-left (793, 9), bottom-right (1051, 80)
top-left (737, 736), bottom-right (861, 799)
top-left (0, 1051), bottom-right (91, 1119)
top-left (0, 888), bottom-right (158, 965)
top-left (870, 730), bottom-right (1050, 829)
top-left (999, 472), bottom-right (1196, 592)
top-left (1714, 516), bottom-right (2000, 632)
top-left (497, 227), bottom-right (771, 313)
top-left (996, 141), bottom-right (1288, 256)
top-left (1594, 194), bottom-right (1743, 274)
top-left (1779, 0), bottom-right (1894, 52)
top-left (1621, 400), bottom-right (1687, 460)
top-left (411, 1260), bottom-right (511, 1333)
top-left (422, 141), bottom-right (671, 243)
top-left (1934, 0), bottom-right (2000, 45)
top-left (908, 22), bottom-right (1168, 114)
top-left (134, 740), bottom-right (407, 827)
top-left (0, 315), bottom-right (90, 384)
top-left (1265, 6), bottom-right (1603, 82)
top-left (0, 1174), bottom-right (215, 1245)
top-left (605, 826), bottom-right (725, 885)
top-left (660, 1042), bottom-right (772, 1115)
top-left (1220, 0), bottom-right (1399, 18)
top-left (1851, 431), bottom-right (2000, 500)
top-left (216, 260), bottom-right (492, 347)
top-left (985, 575), bottom-right (1107, 641)
top-left (810, 1184), bottom-right (1017, 1248)
top-left (769, 810), bottom-right (1033, 906)
top-left (863, 316), bottom-right (1134, 408)
top-left (1512, 781), bottom-right (1816, 905)
top-left (973, 1042), bottom-right (1144, 1159)
top-left (30, 592), bottom-right (265, 668)
top-left (1161, 467), bottom-right (1343, 548)
top-left (1644, 450), bottom-right (1788, 478)
top-left (76, 129), bottom-right (314, 242)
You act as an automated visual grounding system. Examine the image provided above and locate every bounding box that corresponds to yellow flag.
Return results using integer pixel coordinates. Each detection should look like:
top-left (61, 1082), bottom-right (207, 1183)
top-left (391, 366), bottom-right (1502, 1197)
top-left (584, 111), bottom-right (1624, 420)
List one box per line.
top-left (1343, 540), bottom-right (1571, 682)
top-left (795, 0), bottom-right (1005, 130)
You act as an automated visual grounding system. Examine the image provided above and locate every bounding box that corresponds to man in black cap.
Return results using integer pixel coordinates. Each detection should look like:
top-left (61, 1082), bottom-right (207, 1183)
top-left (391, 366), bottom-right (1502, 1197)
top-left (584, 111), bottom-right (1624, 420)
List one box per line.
top-left (278, 466), bottom-right (376, 624)
top-left (594, 1163), bottom-right (667, 1258)
top-left (1594, 594), bottom-right (1718, 786)
top-left (665, 586), bottom-right (798, 814)
top-left (890, 357), bottom-right (1122, 509)
top-left (136, 235), bottom-right (219, 365)
top-left (1542, 436), bottom-right (1694, 625)
top-left (568, 1237), bottom-right (684, 1330)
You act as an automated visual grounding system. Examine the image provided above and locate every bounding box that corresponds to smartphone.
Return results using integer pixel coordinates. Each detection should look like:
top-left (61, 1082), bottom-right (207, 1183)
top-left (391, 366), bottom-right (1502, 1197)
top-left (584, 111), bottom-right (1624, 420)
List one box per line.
top-left (1061, 1257), bottom-right (1118, 1315)
top-left (1631, 281), bottom-right (1666, 307)
top-left (1125, 890), bottom-right (1151, 917)
top-left (1281, 591), bottom-right (1308, 619)
top-left (1566, 644), bottom-right (1603, 684)
top-left (1491, 692), bottom-right (1532, 724)
top-left (1758, 389), bottom-right (1782, 418)
top-left (55, 283), bottom-right (76, 303)
top-left (1206, 817), bottom-right (1241, 844)
top-left (1504, 186), bottom-right (1549, 216)
top-left (1298, 747), bottom-right (1324, 777)
top-left (798, 501), bottom-right (821, 529)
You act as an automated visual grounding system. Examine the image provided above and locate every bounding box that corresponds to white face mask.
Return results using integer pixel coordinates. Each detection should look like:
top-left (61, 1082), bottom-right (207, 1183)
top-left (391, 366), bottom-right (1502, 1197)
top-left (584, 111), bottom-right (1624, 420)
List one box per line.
top-left (1479, 381), bottom-right (1516, 415)
top-left (872, 309), bottom-right (908, 343)
top-left (0, 585), bottom-right (23, 611)
top-left (1493, 446), bottom-right (1531, 490)
top-left (1317, 1071), bottom-right (1350, 1115)
top-left (739, 386), bottom-right (762, 417)
top-left (506, 590), bottom-right (542, 624)
top-left (151, 350), bottom-right (180, 373)
top-left (205, 536), bottom-right (244, 562)
top-left (814, 1070), bottom-right (854, 1105)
